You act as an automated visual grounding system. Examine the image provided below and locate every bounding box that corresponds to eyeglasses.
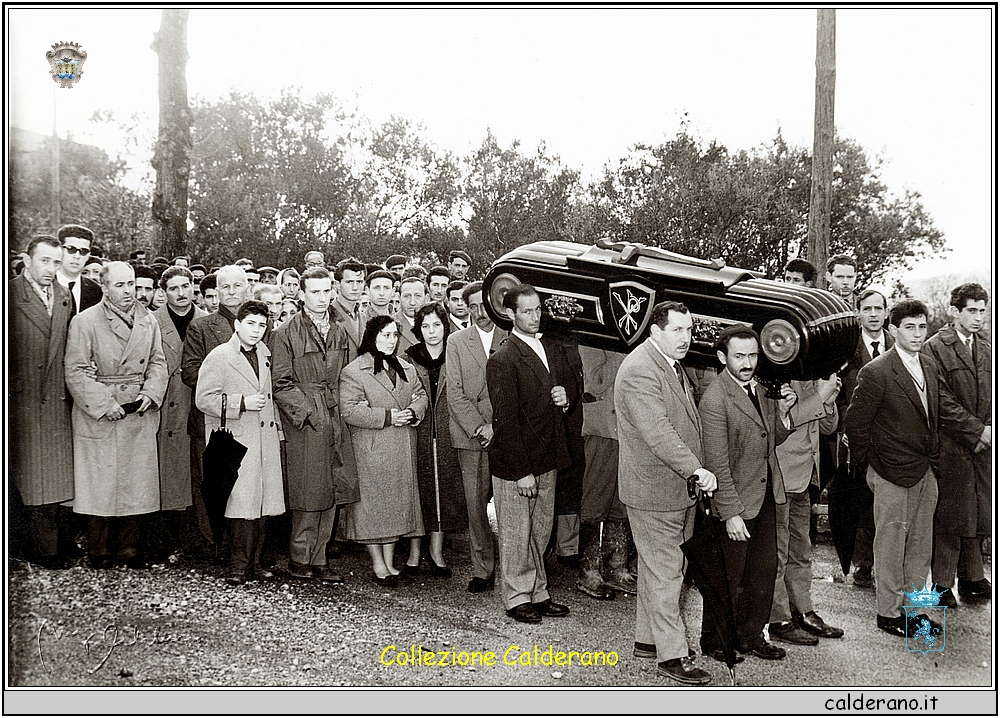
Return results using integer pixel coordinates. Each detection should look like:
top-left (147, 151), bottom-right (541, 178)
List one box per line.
top-left (63, 245), bottom-right (91, 256)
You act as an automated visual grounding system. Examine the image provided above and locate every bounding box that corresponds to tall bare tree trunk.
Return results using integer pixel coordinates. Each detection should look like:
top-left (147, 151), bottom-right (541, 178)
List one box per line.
top-left (807, 9), bottom-right (836, 286)
top-left (151, 9), bottom-right (191, 259)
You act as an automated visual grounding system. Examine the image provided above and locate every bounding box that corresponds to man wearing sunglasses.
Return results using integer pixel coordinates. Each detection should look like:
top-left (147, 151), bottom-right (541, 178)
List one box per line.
top-left (56, 225), bottom-right (103, 316)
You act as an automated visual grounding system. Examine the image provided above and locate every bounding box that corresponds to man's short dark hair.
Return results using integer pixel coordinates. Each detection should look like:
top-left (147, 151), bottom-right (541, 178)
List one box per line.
top-left (200, 272), bottom-right (218, 293)
top-left (784, 258), bottom-right (816, 284)
top-left (84, 255), bottom-right (104, 268)
top-left (950, 283), bottom-right (989, 310)
top-left (650, 300), bottom-right (689, 330)
top-left (237, 300), bottom-right (270, 322)
top-left (160, 265), bottom-right (193, 290)
top-left (858, 288), bottom-right (887, 309)
top-left (26, 235), bottom-right (62, 258)
top-left (334, 257), bottom-right (366, 281)
top-left (366, 269), bottom-right (395, 287)
top-left (501, 284), bottom-right (538, 312)
top-left (827, 254), bottom-right (856, 273)
top-left (153, 257), bottom-right (169, 265)
top-left (427, 265), bottom-right (450, 283)
top-left (716, 324), bottom-right (760, 355)
top-left (401, 265), bottom-right (428, 280)
top-left (300, 267), bottom-right (332, 290)
top-left (889, 299), bottom-right (929, 327)
top-left (446, 280), bottom-right (467, 299)
top-left (385, 254), bottom-right (407, 269)
top-left (448, 249), bottom-right (472, 265)
top-left (150, 263), bottom-right (168, 280)
top-left (57, 224), bottom-right (94, 244)
top-left (461, 280), bottom-right (484, 304)
top-left (134, 265), bottom-right (158, 283)
top-left (412, 303), bottom-right (452, 344)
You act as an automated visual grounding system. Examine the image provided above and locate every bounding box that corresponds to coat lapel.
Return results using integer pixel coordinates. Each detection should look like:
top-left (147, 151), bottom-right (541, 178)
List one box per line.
top-left (14, 276), bottom-right (53, 339)
top-left (890, 351), bottom-right (929, 424)
top-left (46, 282), bottom-right (71, 374)
top-left (729, 374), bottom-right (765, 428)
top-left (511, 335), bottom-right (552, 390)
top-left (155, 307), bottom-right (183, 373)
top-left (922, 354), bottom-right (939, 428)
top-left (226, 334), bottom-right (262, 389)
top-left (120, 307), bottom-right (153, 363)
top-left (466, 329), bottom-right (487, 371)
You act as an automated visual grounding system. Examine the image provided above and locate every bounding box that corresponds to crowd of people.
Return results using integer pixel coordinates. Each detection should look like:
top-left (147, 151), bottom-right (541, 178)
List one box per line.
top-left (10, 229), bottom-right (992, 685)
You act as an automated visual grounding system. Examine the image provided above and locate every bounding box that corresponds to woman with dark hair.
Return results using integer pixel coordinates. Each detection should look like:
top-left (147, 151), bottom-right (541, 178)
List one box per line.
top-left (278, 268), bottom-right (301, 301)
top-left (340, 314), bottom-right (428, 586)
top-left (404, 303), bottom-right (468, 577)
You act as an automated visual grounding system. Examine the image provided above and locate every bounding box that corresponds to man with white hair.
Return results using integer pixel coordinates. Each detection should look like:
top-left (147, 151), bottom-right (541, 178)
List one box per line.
top-left (182, 265), bottom-right (252, 553)
top-left (65, 261), bottom-right (168, 568)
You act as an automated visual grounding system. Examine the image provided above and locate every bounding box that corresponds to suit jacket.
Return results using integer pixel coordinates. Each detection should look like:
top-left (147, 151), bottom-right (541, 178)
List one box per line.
top-left (615, 339), bottom-right (703, 512)
top-left (580, 347), bottom-right (625, 440)
top-left (181, 306), bottom-right (238, 437)
top-left (837, 332), bottom-right (894, 431)
top-left (775, 380), bottom-right (838, 494)
top-left (78, 276), bottom-right (102, 314)
top-left (331, 298), bottom-right (363, 363)
top-left (487, 333), bottom-right (577, 481)
top-left (699, 371), bottom-right (790, 521)
top-left (445, 324), bottom-right (507, 450)
top-left (394, 310), bottom-right (420, 355)
top-left (449, 315), bottom-right (468, 334)
top-left (921, 324), bottom-right (991, 536)
top-left (844, 346), bottom-right (979, 488)
top-left (10, 275), bottom-right (75, 505)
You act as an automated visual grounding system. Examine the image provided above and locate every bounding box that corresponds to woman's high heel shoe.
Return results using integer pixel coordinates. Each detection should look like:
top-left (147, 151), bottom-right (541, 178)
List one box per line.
top-left (426, 555), bottom-right (453, 578)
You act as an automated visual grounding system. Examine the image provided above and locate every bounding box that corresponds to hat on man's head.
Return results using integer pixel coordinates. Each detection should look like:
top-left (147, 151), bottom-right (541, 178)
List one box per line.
top-left (57, 224), bottom-right (95, 243)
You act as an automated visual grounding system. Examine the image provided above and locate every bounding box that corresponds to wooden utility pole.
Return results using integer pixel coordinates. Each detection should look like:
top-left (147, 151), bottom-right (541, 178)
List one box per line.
top-left (807, 9), bottom-right (835, 287)
top-left (150, 9), bottom-right (192, 259)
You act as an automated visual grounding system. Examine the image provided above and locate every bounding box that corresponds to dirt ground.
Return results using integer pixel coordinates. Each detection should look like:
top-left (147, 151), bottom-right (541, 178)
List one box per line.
top-left (7, 538), bottom-right (994, 693)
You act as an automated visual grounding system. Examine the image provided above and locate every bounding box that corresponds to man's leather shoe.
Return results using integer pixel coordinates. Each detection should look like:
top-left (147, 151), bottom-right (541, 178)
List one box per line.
top-left (225, 572), bottom-right (246, 586)
top-left (313, 565), bottom-right (344, 584)
top-left (633, 642), bottom-right (656, 658)
top-left (958, 578), bottom-right (992, 600)
top-left (656, 657), bottom-right (711, 685)
top-left (468, 575), bottom-right (494, 593)
top-left (853, 565), bottom-right (873, 588)
top-left (531, 599), bottom-right (570, 617)
top-left (89, 555), bottom-right (115, 570)
top-left (876, 614), bottom-right (906, 637)
top-left (741, 640), bottom-right (786, 660)
top-left (289, 562), bottom-right (315, 580)
top-left (938, 588), bottom-right (958, 608)
top-left (506, 603), bottom-right (542, 624)
top-left (769, 621), bottom-right (818, 645)
top-left (705, 647), bottom-right (744, 663)
top-left (793, 610), bottom-right (845, 639)
top-left (254, 567), bottom-right (277, 581)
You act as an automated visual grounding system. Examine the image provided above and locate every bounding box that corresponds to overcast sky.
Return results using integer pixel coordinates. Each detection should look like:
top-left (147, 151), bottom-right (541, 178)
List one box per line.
top-left (8, 6), bottom-right (994, 284)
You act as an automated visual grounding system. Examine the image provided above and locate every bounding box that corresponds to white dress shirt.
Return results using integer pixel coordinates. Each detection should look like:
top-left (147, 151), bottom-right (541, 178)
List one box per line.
top-left (512, 328), bottom-right (548, 371)
top-left (474, 324), bottom-right (495, 359)
top-left (862, 329), bottom-right (886, 359)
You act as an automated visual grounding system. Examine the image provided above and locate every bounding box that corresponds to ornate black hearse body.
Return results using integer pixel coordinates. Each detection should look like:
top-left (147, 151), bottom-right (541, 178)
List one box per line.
top-left (482, 239), bottom-right (860, 392)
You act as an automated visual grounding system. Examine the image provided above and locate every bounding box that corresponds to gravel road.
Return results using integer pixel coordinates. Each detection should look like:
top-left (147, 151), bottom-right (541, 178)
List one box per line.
top-left (8, 539), bottom-right (992, 688)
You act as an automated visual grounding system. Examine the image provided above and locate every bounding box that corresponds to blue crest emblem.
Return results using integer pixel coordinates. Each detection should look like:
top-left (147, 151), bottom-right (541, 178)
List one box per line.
top-left (903, 582), bottom-right (947, 655)
top-left (46, 41), bottom-right (87, 88)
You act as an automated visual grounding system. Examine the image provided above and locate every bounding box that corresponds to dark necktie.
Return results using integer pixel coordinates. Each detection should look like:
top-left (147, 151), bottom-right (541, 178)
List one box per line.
top-left (745, 383), bottom-right (764, 422)
top-left (970, 337), bottom-right (978, 365)
top-left (68, 280), bottom-right (77, 315)
top-left (871, 340), bottom-right (879, 358)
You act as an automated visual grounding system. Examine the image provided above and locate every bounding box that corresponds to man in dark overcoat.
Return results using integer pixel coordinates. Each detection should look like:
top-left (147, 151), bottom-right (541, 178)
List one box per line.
top-left (272, 268), bottom-right (359, 583)
top-left (10, 235), bottom-right (75, 568)
top-left (922, 283), bottom-right (992, 605)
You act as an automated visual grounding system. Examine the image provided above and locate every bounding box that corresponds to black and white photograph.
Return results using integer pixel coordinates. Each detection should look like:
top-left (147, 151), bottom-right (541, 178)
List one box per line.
top-left (5, 5), bottom-right (995, 715)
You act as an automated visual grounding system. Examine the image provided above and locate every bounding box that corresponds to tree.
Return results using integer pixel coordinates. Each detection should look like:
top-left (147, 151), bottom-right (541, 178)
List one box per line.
top-left (463, 131), bottom-right (580, 268)
top-left (150, 9), bottom-right (192, 259)
top-left (187, 90), bottom-right (354, 268)
top-left (592, 128), bottom-right (944, 282)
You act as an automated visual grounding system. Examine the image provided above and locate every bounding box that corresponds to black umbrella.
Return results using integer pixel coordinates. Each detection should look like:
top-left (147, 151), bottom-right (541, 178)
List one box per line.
top-left (201, 394), bottom-right (247, 530)
top-left (681, 486), bottom-right (738, 685)
top-left (826, 437), bottom-right (874, 576)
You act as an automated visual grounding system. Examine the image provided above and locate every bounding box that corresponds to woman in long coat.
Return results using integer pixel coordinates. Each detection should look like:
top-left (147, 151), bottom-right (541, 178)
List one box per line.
top-left (340, 314), bottom-right (428, 587)
top-left (195, 305), bottom-right (285, 584)
top-left (404, 303), bottom-right (467, 577)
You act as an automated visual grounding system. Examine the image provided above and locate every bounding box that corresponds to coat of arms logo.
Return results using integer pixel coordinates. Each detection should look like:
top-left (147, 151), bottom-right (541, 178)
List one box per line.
top-left (46, 41), bottom-right (87, 88)
top-left (608, 281), bottom-right (655, 345)
top-left (903, 581), bottom-right (947, 655)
